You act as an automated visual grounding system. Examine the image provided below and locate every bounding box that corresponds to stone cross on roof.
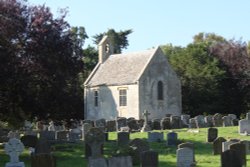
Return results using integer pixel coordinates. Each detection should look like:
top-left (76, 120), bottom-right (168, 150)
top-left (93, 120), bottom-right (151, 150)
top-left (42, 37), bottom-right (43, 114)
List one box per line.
top-left (4, 138), bottom-right (24, 163)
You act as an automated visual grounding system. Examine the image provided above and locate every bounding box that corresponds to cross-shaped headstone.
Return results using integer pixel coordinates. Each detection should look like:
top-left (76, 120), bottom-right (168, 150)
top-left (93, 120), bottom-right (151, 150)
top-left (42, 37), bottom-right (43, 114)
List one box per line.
top-left (141, 110), bottom-right (151, 132)
top-left (4, 138), bottom-right (24, 163)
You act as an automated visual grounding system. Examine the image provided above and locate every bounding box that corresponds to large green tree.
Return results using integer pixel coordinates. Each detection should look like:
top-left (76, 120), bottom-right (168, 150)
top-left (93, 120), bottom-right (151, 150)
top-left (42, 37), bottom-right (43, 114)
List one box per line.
top-left (0, 0), bottom-right (86, 126)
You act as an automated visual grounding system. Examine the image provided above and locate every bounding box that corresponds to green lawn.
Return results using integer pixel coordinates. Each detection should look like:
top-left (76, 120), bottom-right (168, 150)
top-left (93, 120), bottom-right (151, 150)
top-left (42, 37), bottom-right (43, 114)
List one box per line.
top-left (0, 126), bottom-right (249, 167)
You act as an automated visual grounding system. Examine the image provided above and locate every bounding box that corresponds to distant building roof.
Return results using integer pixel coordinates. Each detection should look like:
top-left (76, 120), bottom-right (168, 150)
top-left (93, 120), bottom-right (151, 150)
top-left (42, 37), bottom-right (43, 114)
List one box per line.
top-left (85, 47), bottom-right (159, 87)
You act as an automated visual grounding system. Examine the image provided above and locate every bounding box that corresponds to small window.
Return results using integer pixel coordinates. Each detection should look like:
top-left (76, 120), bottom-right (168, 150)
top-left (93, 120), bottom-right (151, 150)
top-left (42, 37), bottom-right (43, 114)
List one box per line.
top-left (94, 90), bottom-right (98, 107)
top-left (158, 81), bottom-right (164, 100)
top-left (119, 89), bottom-right (127, 106)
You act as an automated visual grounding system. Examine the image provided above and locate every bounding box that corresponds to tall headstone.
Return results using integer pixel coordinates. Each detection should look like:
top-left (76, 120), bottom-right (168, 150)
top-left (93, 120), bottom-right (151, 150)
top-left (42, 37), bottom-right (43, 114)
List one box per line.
top-left (117, 132), bottom-right (130, 146)
top-left (129, 138), bottom-right (150, 164)
top-left (108, 156), bottom-right (132, 167)
top-left (85, 127), bottom-right (105, 158)
top-left (189, 118), bottom-right (197, 129)
top-left (141, 150), bottom-right (158, 167)
top-left (222, 116), bottom-right (233, 127)
top-left (20, 135), bottom-right (38, 148)
top-left (221, 149), bottom-right (241, 167)
top-left (141, 110), bottom-right (151, 132)
top-left (106, 120), bottom-right (116, 132)
top-left (127, 119), bottom-right (139, 132)
top-left (240, 140), bottom-right (250, 154)
top-left (229, 143), bottom-right (246, 167)
top-left (4, 138), bottom-right (25, 167)
top-left (116, 117), bottom-right (127, 131)
top-left (207, 128), bottom-right (218, 142)
top-left (160, 117), bottom-right (171, 130)
top-left (195, 115), bottom-right (206, 128)
top-left (166, 132), bottom-right (178, 146)
top-left (170, 116), bottom-right (182, 129)
top-left (178, 142), bottom-right (195, 163)
top-left (222, 140), bottom-right (238, 152)
top-left (239, 113), bottom-right (250, 135)
top-left (213, 137), bottom-right (226, 155)
top-left (177, 148), bottom-right (194, 167)
top-left (82, 123), bottom-right (92, 141)
top-left (35, 138), bottom-right (51, 155)
top-left (213, 113), bottom-right (223, 127)
top-left (181, 114), bottom-right (190, 126)
top-left (204, 115), bottom-right (213, 127)
top-left (152, 119), bottom-right (161, 130)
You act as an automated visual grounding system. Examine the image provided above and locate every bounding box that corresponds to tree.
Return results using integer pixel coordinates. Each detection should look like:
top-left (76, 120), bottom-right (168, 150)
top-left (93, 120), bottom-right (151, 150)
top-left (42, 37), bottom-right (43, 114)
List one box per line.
top-left (82, 45), bottom-right (98, 79)
top-left (0, 0), bottom-right (86, 126)
top-left (93, 29), bottom-right (133, 54)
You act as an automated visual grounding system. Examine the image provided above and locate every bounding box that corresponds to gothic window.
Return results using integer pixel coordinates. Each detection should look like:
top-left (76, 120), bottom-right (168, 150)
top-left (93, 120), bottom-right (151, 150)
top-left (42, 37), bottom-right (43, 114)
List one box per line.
top-left (94, 90), bottom-right (98, 107)
top-left (119, 89), bottom-right (127, 106)
top-left (158, 81), bottom-right (164, 100)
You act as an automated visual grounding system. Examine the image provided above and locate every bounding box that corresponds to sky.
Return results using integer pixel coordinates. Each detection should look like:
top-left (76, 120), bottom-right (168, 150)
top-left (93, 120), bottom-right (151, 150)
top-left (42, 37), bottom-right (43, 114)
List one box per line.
top-left (27, 0), bottom-right (250, 52)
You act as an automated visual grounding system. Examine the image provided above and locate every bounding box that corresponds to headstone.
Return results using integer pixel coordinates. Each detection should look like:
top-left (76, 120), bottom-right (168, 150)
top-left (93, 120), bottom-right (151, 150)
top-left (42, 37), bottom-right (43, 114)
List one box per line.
top-left (82, 123), bottom-right (92, 140)
top-left (120, 126), bottom-right (130, 132)
top-left (129, 138), bottom-right (150, 164)
top-left (221, 149), bottom-right (241, 167)
top-left (166, 132), bottom-right (178, 146)
top-left (56, 131), bottom-right (68, 141)
top-left (141, 110), bottom-right (151, 132)
top-left (232, 119), bottom-right (239, 126)
top-left (222, 116), bottom-right (233, 127)
top-left (160, 117), bottom-right (171, 130)
top-left (141, 150), bottom-right (158, 167)
top-left (246, 112), bottom-right (250, 120)
top-left (20, 135), bottom-right (38, 148)
top-left (152, 119), bottom-right (161, 130)
top-left (195, 115), bottom-right (206, 128)
top-left (207, 128), bottom-right (218, 142)
top-left (48, 121), bottom-right (55, 131)
top-left (222, 140), bottom-right (239, 152)
top-left (181, 114), bottom-right (190, 125)
top-left (8, 131), bottom-right (20, 139)
top-left (229, 143), bottom-right (246, 167)
top-left (116, 117), bottom-right (127, 131)
top-left (147, 132), bottom-right (164, 142)
top-left (177, 148), bottom-right (194, 167)
top-left (170, 116), bottom-right (182, 129)
top-left (108, 156), bottom-right (132, 167)
top-left (240, 140), bottom-right (250, 154)
top-left (106, 120), bottom-right (116, 132)
top-left (213, 113), bottom-right (223, 127)
top-left (4, 138), bottom-right (25, 167)
top-left (137, 119), bottom-right (144, 128)
top-left (31, 154), bottom-right (56, 167)
top-left (189, 118), bottom-right (197, 129)
top-left (178, 142), bottom-right (195, 162)
top-left (127, 119), bottom-right (140, 132)
top-left (85, 127), bottom-right (105, 158)
top-left (88, 157), bottom-right (107, 167)
top-left (213, 137), bottom-right (226, 155)
top-left (95, 119), bottom-right (106, 131)
top-left (239, 115), bottom-right (250, 135)
top-left (35, 138), bottom-right (51, 154)
top-left (39, 131), bottom-right (56, 141)
top-left (204, 115), bottom-right (213, 127)
top-left (69, 128), bottom-right (81, 142)
top-left (228, 114), bottom-right (237, 120)
top-left (117, 132), bottom-right (130, 146)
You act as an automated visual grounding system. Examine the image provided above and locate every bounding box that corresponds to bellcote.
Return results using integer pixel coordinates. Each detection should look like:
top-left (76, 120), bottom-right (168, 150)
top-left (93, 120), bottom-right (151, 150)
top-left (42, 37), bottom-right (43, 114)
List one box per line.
top-left (98, 35), bottom-right (114, 63)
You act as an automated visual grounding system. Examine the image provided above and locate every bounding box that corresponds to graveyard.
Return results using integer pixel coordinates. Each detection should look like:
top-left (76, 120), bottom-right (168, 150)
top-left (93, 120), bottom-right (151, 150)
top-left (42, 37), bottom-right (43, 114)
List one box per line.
top-left (0, 117), bottom-right (249, 167)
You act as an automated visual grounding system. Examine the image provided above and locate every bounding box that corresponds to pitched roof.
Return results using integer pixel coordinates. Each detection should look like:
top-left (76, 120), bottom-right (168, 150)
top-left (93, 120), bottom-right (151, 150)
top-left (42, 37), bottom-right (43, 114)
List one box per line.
top-left (85, 47), bottom-right (158, 87)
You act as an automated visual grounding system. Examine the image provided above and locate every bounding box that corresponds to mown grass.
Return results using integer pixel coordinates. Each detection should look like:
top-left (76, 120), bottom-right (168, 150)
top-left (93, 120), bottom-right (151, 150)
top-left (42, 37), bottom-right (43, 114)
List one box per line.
top-left (0, 126), bottom-right (249, 167)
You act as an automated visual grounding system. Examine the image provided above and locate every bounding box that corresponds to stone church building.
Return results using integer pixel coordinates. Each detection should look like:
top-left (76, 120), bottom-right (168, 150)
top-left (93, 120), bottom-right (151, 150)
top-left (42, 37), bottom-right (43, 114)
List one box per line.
top-left (84, 36), bottom-right (182, 120)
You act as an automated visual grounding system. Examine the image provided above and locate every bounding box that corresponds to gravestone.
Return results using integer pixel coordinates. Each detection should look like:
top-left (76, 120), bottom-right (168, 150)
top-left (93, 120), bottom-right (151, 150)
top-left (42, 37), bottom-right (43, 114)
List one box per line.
top-left (35, 138), bottom-right (51, 154)
top-left (4, 138), bottom-right (25, 167)
top-left (189, 118), bottom-right (197, 129)
top-left (213, 137), bottom-right (226, 155)
top-left (207, 128), bottom-right (218, 142)
top-left (48, 121), bottom-right (55, 131)
top-left (88, 157), bottom-right (107, 167)
top-left (95, 119), bottom-right (106, 132)
top-left (141, 110), bottom-right (151, 132)
top-left (82, 123), bottom-right (92, 141)
top-left (129, 138), bottom-right (150, 164)
top-left (31, 154), bottom-right (56, 167)
top-left (137, 119), bottom-right (144, 128)
top-left (170, 116), bottom-right (182, 129)
top-left (108, 156), bottom-right (132, 167)
top-left (56, 131), bottom-right (68, 141)
top-left (127, 119), bottom-right (139, 132)
top-left (152, 119), bottom-right (161, 130)
top-left (116, 117), bottom-right (127, 131)
top-left (228, 114), bottom-right (237, 120)
top-left (117, 132), bottom-right (130, 146)
top-left (204, 115), bottom-right (213, 127)
top-left (166, 132), bottom-right (178, 146)
top-left (240, 140), bottom-right (250, 154)
top-left (222, 140), bottom-right (239, 152)
top-left (160, 117), bottom-right (171, 130)
top-left (20, 135), bottom-right (38, 148)
top-left (222, 116), bottom-right (233, 127)
top-left (213, 113), bottom-right (223, 127)
top-left (106, 120), bottom-right (116, 132)
top-left (85, 127), bottom-right (105, 158)
top-left (229, 143), bottom-right (246, 167)
top-left (147, 132), bottom-right (164, 142)
top-left (141, 150), bottom-right (158, 167)
top-left (239, 114), bottom-right (250, 135)
top-left (221, 149), bottom-right (241, 167)
top-left (177, 148), bottom-right (194, 167)
top-left (181, 114), bottom-right (190, 126)
top-left (178, 142), bottom-right (195, 162)
top-left (232, 119), bottom-right (239, 126)
top-left (195, 115), bottom-right (206, 128)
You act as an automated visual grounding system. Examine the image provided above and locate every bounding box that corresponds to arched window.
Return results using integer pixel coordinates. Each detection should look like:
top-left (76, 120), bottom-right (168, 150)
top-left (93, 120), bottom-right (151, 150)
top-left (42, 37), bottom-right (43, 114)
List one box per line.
top-left (158, 81), bottom-right (164, 100)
